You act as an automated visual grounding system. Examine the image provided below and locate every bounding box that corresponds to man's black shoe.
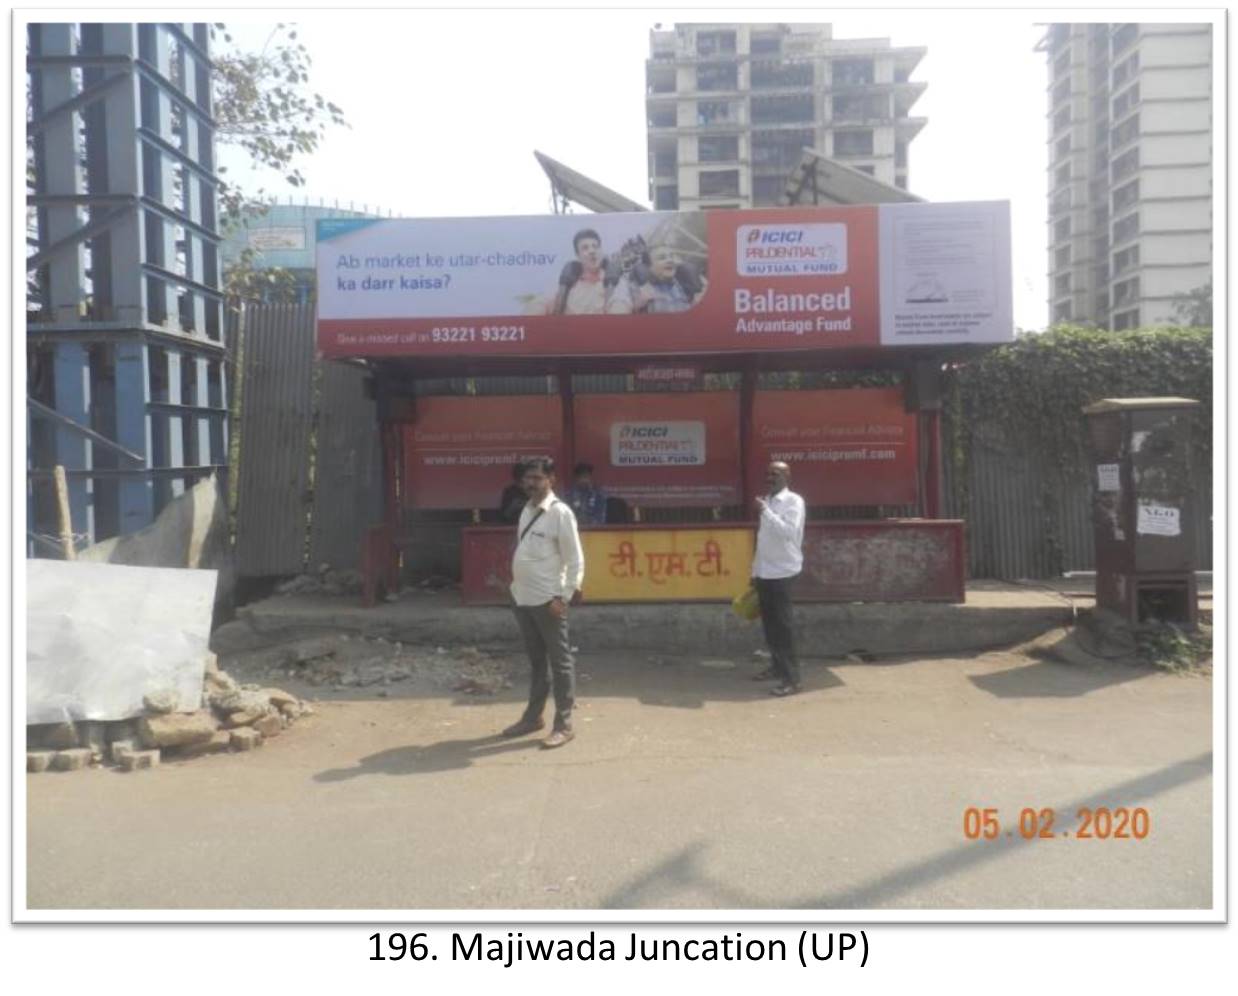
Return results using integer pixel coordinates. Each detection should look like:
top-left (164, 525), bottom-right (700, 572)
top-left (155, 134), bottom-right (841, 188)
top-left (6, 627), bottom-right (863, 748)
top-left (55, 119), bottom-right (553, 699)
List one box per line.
top-left (750, 667), bottom-right (780, 681)
top-left (501, 717), bottom-right (545, 738)
top-left (770, 683), bottom-right (801, 697)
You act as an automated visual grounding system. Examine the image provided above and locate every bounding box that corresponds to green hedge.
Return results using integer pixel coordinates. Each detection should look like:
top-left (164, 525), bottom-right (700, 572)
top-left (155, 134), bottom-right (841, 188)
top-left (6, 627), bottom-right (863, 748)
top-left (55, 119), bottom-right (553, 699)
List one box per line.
top-left (946, 324), bottom-right (1211, 465)
top-left (943, 326), bottom-right (1212, 573)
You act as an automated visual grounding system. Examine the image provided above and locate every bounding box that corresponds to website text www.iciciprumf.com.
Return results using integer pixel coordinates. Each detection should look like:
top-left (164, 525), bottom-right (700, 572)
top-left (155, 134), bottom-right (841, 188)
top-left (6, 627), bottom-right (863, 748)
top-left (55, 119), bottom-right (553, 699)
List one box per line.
top-left (421, 452), bottom-right (535, 467)
top-left (769, 447), bottom-right (897, 462)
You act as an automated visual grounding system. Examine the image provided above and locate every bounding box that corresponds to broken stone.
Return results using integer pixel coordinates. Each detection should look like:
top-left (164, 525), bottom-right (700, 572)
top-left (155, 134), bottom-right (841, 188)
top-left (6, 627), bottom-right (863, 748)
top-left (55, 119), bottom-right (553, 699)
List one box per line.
top-left (252, 714), bottom-right (282, 737)
top-left (142, 690), bottom-right (180, 714)
top-left (120, 749), bottom-right (160, 772)
top-left (138, 711), bottom-right (218, 749)
top-left (264, 688), bottom-right (299, 708)
top-left (224, 709), bottom-right (264, 728)
top-left (173, 731), bottom-right (232, 758)
top-left (230, 728), bottom-right (262, 751)
top-left (278, 701), bottom-right (300, 719)
top-left (203, 652), bottom-right (220, 675)
top-left (205, 669), bottom-right (240, 696)
top-left (110, 739), bottom-right (137, 765)
top-left (27, 751), bottom-right (54, 773)
top-left (52, 748), bottom-right (93, 772)
top-left (213, 689), bottom-right (273, 716)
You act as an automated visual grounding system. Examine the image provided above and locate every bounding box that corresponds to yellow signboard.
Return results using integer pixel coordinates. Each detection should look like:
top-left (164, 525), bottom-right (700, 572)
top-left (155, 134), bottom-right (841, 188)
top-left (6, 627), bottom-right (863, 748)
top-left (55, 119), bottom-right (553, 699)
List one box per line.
top-left (581, 528), bottom-right (754, 602)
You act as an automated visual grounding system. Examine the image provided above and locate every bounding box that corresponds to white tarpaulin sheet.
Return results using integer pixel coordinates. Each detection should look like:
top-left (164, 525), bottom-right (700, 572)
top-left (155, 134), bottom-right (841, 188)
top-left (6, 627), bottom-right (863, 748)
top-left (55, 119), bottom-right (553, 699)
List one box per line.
top-left (27, 560), bottom-right (217, 724)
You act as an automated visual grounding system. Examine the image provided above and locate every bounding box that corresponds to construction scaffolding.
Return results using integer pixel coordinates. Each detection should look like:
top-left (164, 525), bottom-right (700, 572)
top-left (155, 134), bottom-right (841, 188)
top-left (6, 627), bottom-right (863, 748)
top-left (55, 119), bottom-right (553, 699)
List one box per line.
top-left (26, 22), bottom-right (227, 554)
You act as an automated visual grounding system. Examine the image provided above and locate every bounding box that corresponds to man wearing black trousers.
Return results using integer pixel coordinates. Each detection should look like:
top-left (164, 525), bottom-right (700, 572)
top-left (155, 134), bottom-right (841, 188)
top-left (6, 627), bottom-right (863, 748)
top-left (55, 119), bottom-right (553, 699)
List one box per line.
top-left (501, 457), bottom-right (585, 749)
top-left (750, 461), bottom-right (806, 696)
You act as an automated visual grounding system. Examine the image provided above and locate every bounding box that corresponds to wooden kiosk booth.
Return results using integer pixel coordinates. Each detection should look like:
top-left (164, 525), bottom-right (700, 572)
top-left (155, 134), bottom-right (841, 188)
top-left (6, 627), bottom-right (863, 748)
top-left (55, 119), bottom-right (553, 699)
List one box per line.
top-left (314, 201), bottom-right (1013, 606)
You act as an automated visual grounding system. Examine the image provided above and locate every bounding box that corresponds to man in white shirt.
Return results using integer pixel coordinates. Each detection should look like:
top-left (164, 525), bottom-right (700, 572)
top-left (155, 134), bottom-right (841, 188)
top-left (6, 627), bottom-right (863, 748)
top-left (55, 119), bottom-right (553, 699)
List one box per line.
top-left (750, 461), bottom-right (806, 696)
top-left (502, 457), bottom-right (586, 748)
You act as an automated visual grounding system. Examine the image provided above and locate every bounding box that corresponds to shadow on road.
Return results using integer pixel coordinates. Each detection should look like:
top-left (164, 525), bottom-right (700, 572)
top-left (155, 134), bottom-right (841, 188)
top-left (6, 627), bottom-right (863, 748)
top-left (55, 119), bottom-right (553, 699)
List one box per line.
top-left (598, 752), bottom-right (1211, 910)
top-left (783, 750), bottom-right (1212, 909)
top-left (314, 734), bottom-right (542, 781)
top-left (629, 661), bottom-right (845, 710)
top-left (602, 841), bottom-right (764, 909)
top-left (968, 657), bottom-right (1149, 699)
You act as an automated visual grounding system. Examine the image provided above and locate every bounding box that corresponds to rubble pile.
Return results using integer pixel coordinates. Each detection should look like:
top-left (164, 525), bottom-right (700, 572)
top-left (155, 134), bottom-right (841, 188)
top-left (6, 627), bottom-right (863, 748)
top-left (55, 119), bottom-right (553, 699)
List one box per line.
top-left (237, 634), bottom-right (514, 696)
top-left (276, 565), bottom-right (363, 596)
top-left (27, 654), bottom-right (313, 774)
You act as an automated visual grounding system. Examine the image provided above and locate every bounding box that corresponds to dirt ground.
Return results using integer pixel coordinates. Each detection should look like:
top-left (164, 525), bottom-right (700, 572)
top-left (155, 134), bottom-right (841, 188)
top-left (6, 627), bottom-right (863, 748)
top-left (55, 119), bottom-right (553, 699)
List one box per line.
top-left (25, 630), bottom-right (1213, 912)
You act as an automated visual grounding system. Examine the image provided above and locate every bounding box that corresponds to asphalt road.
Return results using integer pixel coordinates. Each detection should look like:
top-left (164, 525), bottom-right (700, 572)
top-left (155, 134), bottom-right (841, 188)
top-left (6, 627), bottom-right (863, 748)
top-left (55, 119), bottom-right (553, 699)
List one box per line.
top-left (25, 643), bottom-right (1213, 912)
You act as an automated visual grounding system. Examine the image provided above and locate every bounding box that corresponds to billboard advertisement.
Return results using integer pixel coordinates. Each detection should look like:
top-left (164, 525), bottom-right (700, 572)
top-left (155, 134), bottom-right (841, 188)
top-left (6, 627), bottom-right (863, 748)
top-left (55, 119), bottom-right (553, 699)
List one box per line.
top-left (749, 387), bottom-right (919, 507)
top-left (316, 202), bottom-right (1011, 358)
top-left (573, 393), bottom-right (741, 507)
top-left (401, 396), bottom-right (563, 509)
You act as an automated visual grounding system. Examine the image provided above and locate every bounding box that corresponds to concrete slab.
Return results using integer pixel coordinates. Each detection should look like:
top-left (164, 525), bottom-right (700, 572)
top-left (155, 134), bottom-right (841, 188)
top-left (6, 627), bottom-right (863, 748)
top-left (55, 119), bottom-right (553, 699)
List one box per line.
top-left (226, 584), bottom-right (1084, 659)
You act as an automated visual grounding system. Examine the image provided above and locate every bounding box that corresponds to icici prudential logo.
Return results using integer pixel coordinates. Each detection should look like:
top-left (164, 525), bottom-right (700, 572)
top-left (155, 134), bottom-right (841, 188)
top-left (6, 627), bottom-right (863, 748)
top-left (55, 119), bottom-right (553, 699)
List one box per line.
top-left (736, 223), bottom-right (847, 277)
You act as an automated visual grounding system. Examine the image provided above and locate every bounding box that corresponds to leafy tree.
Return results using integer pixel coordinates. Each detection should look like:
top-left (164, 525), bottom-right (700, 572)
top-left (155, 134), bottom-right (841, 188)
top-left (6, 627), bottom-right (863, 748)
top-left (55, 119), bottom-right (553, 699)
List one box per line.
top-left (209, 23), bottom-right (347, 301)
top-left (1170, 280), bottom-right (1212, 328)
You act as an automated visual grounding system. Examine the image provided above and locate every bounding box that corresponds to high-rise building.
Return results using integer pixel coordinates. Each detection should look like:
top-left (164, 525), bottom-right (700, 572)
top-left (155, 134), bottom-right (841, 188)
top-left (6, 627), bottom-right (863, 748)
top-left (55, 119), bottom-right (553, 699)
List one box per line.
top-left (1039, 23), bottom-right (1212, 329)
top-left (645, 23), bottom-right (927, 211)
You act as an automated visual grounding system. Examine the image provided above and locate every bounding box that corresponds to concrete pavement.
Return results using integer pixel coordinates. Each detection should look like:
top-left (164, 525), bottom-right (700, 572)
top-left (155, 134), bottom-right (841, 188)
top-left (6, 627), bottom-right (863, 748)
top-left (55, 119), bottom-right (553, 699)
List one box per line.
top-left (25, 642), bottom-right (1212, 912)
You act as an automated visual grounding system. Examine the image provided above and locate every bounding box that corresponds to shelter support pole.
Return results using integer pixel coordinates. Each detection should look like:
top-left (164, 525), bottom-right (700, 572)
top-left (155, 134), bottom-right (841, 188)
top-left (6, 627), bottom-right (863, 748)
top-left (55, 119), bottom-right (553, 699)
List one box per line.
top-left (738, 360), bottom-right (757, 510)
top-left (559, 362), bottom-right (575, 478)
top-left (923, 409), bottom-right (943, 519)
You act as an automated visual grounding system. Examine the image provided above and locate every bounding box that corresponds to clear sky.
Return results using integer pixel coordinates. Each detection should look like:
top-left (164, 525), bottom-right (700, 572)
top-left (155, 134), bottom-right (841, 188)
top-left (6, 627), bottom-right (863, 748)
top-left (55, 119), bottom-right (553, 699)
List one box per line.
top-left (218, 9), bottom-right (1054, 329)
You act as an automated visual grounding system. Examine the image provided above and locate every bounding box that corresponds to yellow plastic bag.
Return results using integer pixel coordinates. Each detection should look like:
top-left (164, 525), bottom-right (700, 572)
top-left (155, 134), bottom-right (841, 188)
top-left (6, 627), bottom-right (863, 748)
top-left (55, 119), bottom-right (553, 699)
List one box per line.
top-left (731, 584), bottom-right (761, 622)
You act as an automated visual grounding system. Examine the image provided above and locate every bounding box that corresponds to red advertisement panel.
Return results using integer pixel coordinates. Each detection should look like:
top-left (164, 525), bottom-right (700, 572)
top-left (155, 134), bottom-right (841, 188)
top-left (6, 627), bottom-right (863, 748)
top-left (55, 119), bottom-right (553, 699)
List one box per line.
top-left (573, 392), bottom-right (741, 507)
top-left (317, 207), bottom-right (880, 358)
top-left (749, 388), bottom-right (919, 506)
top-left (402, 396), bottom-right (563, 509)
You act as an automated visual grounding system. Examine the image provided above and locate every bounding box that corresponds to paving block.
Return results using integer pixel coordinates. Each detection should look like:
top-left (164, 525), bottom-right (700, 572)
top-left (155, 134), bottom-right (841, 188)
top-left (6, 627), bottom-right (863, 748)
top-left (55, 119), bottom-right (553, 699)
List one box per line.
top-left (252, 714), bottom-right (282, 737)
top-left (51, 748), bottom-right (93, 772)
top-left (109, 739), bottom-right (137, 765)
top-left (119, 749), bottom-right (160, 772)
top-left (230, 727), bottom-right (263, 751)
top-left (174, 731), bottom-right (233, 758)
top-left (27, 751), bottom-right (54, 773)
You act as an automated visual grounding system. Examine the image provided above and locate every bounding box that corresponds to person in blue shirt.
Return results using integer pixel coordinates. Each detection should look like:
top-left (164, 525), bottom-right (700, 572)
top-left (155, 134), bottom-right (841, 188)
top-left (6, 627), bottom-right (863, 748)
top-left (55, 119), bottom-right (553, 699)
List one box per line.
top-left (564, 462), bottom-right (608, 526)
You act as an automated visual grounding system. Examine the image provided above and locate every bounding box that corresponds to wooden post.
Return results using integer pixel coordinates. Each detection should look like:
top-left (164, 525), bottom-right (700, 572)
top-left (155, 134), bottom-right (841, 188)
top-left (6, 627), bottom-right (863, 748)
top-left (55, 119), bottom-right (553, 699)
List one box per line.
top-left (54, 465), bottom-right (76, 560)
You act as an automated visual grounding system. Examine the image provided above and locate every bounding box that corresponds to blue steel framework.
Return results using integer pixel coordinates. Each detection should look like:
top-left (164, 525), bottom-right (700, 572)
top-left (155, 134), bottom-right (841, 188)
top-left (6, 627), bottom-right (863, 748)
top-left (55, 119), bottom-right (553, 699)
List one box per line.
top-left (26, 22), bottom-right (227, 553)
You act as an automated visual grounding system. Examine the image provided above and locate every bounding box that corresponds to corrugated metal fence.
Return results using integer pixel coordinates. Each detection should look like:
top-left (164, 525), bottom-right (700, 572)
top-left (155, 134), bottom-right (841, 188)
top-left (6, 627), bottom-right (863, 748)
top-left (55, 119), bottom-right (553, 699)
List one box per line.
top-left (233, 303), bottom-right (382, 576)
top-left (942, 423), bottom-right (1212, 578)
top-left (232, 303), bottom-right (1212, 579)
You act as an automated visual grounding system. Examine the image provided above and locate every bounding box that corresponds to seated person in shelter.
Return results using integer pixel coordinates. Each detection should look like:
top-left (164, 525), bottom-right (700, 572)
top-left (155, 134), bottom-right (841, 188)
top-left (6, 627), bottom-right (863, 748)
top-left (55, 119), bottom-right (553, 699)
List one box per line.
top-left (498, 462), bottom-right (528, 524)
top-left (563, 462), bottom-right (608, 526)
top-left (606, 242), bottom-right (707, 315)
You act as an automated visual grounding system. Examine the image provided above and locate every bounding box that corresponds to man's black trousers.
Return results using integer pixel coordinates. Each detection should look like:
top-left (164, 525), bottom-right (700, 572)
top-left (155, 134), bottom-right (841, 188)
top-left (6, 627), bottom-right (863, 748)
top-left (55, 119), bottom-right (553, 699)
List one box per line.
top-left (513, 602), bottom-right (576, 731)
top-left (754, 575), bottom-right (800, 687)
